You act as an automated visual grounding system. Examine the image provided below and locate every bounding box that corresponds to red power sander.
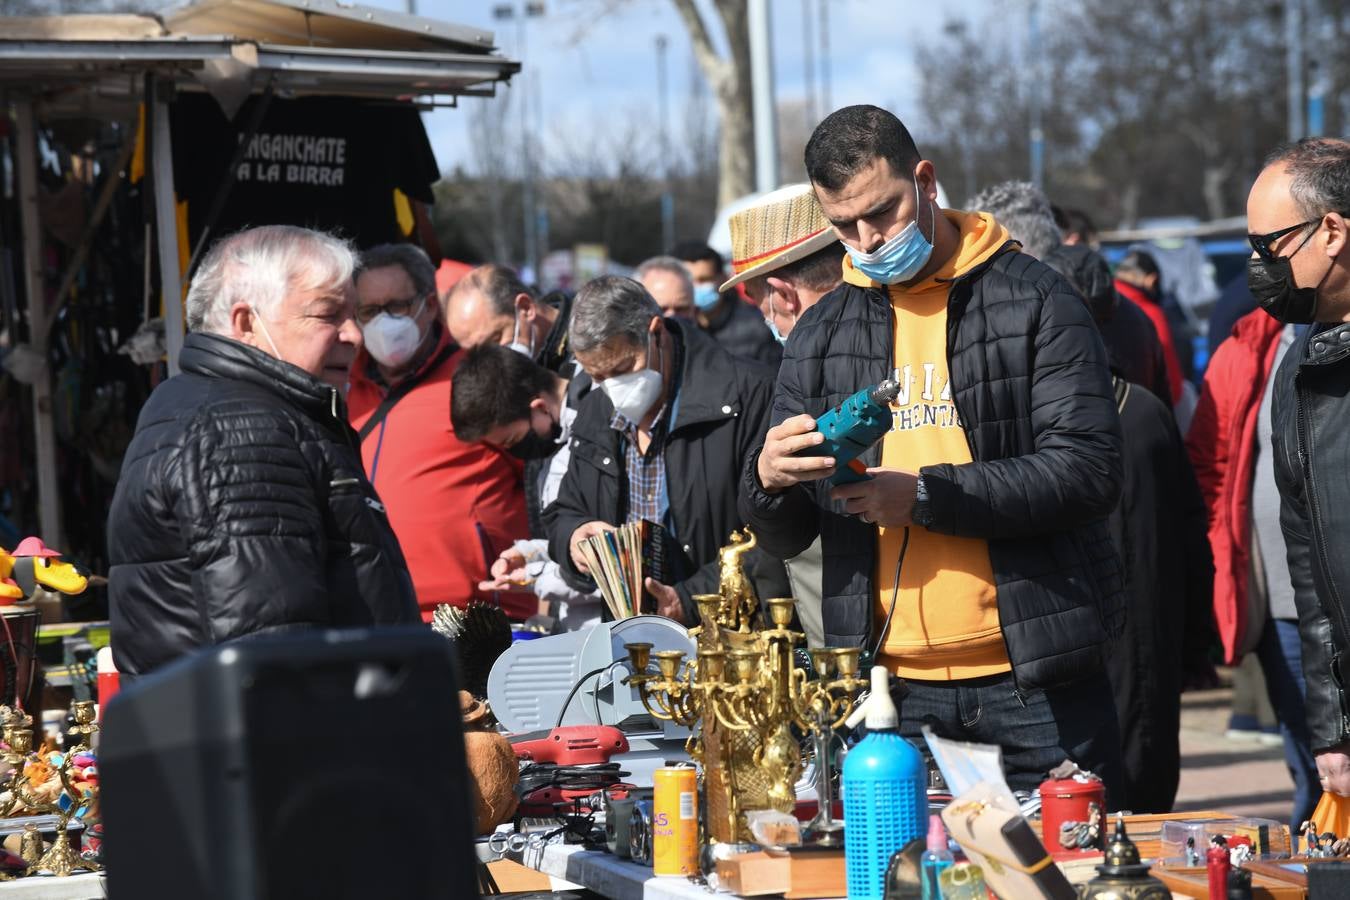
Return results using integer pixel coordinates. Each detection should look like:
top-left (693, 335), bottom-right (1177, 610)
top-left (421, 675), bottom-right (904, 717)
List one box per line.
top-left (510, 726), bottom-right (632, 816)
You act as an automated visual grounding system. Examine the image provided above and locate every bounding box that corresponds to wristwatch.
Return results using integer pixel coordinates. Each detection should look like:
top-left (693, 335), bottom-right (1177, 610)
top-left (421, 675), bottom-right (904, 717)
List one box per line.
top-left (912, 474), bottom-right (934, 528)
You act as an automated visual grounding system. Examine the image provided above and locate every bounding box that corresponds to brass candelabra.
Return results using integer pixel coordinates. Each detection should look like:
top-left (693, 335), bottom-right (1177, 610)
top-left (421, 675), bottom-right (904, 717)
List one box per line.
top-left (0, 701), bottom-right (100, 878)
top-left (625, 595), bottom-right (864, 844)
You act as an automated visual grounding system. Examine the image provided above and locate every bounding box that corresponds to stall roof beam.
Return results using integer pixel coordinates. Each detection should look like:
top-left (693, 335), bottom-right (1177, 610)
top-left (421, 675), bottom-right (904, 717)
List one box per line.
top-left (162, 0), bottom-right (498, 54)
top-left (0, 38), bottom-right (518, 80)
top-left (0, 38), bottom-right (518, 112)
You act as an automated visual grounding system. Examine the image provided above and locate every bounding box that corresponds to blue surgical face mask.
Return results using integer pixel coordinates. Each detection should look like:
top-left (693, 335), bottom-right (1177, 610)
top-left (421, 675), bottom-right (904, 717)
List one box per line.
top-left (763, 299), bottom-right (796, 345)
top-left (845, 174), bottom-right (935, 285)
top-left (693, 283), bottom-right (721, 310)
top-left (766, 317), bottom-right (788, 345)
top-left (765, 317), bottom-right (788, 345)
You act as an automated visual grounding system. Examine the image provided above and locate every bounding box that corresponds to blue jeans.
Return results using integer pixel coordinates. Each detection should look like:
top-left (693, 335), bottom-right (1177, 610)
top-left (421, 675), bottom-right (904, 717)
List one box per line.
top-left (894, 670), bottom-right (1125, 808)
top-left (1255, 617), bottom-right (1319, 834)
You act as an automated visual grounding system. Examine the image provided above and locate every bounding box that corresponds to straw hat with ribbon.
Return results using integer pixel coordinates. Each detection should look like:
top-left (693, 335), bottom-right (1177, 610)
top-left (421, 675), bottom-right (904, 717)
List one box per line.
top-left (720, 183), bottom-right (840, 293)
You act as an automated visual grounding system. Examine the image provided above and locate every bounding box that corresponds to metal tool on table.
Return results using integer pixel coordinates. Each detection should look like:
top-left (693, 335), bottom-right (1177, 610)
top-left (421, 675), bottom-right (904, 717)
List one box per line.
top-left (513, 763), bottom-right (630, 817)
top-left (796, 378), bottom-right (902, 484)
top-left (604, 787), bottom-right (652, 858)
top-left (489, 616), bottom-right (695, 794)
top-left (628, 799), bottom-right (655, 865)
top-left (510, 725), bottom-right (630, 766)
top-left (510, 725), bottom-right (634, 816)
top-left (488, 617), bottom-right (694, 737)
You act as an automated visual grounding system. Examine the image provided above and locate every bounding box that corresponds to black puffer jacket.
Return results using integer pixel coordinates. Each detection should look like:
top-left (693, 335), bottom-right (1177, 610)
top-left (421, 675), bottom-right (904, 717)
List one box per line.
top-left (1273, 321), bottom-right (1350, 751)
top-left (740, 244), bottom-right (1125, 691)
top-left (1042, 243), bottom-right (1172, 406)
top-left (108, 332), bottom-right (419, 676)
top-left (544, 318), bottom-right (789, 619)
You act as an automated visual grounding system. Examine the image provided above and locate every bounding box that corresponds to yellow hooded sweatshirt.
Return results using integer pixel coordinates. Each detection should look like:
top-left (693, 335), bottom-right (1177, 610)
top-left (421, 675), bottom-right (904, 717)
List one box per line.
top-left (842, 209), bottom-right (1011, 680)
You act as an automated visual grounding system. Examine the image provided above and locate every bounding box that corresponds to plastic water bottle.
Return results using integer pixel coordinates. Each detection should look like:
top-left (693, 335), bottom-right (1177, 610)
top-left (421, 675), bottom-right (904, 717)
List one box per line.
top-left (842, 666), bottom-right (927, 900)
top-left (920, 814), bottom-right (954, 899)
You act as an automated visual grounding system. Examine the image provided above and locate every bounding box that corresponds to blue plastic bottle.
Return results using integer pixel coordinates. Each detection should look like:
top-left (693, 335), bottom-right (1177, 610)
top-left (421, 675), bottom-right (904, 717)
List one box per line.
top-left (842, 666), bottom-right (927, 900)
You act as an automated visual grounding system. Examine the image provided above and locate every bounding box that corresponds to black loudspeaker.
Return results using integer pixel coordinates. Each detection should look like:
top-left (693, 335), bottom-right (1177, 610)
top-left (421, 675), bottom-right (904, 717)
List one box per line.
top-left (100, 628), bottom-right (478, 900)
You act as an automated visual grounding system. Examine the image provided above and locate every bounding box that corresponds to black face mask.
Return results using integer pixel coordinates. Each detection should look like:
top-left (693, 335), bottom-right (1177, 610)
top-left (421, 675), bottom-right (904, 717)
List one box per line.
top-left (508, 418), bottom-right (563, 461)
top-left (1247, 254), bottom-right (1320, 325)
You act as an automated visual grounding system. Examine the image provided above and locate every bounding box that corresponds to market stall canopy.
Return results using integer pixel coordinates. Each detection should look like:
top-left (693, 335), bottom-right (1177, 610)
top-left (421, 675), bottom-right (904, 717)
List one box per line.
top-left (0, 0), bottom-right (520, 118)
top-left (163, 0), bottom-right (497, 54)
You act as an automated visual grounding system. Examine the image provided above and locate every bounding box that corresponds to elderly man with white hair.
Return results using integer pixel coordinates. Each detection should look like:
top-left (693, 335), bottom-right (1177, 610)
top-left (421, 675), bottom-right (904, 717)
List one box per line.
top-left (107, 225), bottom-right (420, 677)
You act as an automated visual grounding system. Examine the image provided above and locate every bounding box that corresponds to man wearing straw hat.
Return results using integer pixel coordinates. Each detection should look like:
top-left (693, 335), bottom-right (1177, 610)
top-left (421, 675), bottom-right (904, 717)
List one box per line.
top-left (722, 183), bottom-right (844, 646)
top-left (721, 183), bottom-right (844, 346)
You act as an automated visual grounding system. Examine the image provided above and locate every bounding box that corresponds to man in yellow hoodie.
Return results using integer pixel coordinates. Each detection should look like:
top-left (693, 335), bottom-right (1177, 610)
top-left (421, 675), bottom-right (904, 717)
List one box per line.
top-left (740, 105), bottom-right (1127, 800)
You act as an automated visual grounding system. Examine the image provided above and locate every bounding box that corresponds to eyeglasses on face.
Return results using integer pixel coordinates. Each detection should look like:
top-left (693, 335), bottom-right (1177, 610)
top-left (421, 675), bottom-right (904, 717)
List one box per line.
top-left (1248, 218), bottom-right (1322, 263)
top-left (354, 294), bottom-right (425, 325)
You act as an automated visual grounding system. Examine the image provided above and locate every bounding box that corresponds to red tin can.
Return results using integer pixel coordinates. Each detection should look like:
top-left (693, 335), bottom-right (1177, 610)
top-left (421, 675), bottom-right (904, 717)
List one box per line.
top-left (1039, 776), bottom-right (1107, 854)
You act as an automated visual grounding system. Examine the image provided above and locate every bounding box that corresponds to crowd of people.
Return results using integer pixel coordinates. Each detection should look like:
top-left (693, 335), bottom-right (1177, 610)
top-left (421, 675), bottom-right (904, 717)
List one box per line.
top-left (104, 104), bottom-right (1350, 831)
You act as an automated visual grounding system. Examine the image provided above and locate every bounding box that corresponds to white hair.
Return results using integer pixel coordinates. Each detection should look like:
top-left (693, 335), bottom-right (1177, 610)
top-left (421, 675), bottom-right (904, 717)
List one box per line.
top-left (965, 180), bottom-right (1063, 260)
top-left (185, 225), bottom-right (358, 334)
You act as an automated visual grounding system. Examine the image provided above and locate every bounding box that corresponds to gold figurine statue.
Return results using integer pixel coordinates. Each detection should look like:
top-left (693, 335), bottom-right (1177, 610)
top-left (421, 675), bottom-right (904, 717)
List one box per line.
top-left (717, 529), bottom-right (759, 632)
top-left (626, 534), bottom-right (866, 844)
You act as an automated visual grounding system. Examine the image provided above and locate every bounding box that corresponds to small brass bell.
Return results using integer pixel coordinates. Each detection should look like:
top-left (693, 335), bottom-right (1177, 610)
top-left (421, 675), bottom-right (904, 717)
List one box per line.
top-left (19, 823), bottom-right (41, 868)
top-left (1077, 814), bottom-right (1170, 900)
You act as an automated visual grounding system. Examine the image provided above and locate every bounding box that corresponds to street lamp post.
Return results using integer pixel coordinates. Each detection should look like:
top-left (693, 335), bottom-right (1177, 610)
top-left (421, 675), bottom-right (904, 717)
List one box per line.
top-left (802, 0), bottom-right (816, 130)
top-left (656, 34), bottom-right (675, 253)
top-left (1027, 0), bottom-right (1044, 189)
top-left (1286, 0), bottom-right (1305, 140)
top-left (818, 0), bottom-right (830, 115)
top-left (748, 0), bottom-right (779, 194)
top-left (493, 3), bottom-right (546, 280)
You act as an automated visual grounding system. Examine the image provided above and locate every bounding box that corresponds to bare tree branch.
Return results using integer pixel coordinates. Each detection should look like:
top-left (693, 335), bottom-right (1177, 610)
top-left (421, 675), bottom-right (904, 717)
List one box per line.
top-left (670, 0), bottom-right (730, 92)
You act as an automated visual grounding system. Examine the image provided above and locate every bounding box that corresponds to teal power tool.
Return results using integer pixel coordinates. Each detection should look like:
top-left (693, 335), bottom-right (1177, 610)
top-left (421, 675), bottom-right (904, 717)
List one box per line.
top-left (798, 378), bottom-right (902, 484)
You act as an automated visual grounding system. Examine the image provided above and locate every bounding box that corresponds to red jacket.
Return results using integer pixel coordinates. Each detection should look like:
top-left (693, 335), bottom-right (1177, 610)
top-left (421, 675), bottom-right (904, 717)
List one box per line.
top-left (347, 326), bottom-right (534, 621)
top-left (1115, 280), bottom-right (1184, 404)
top-left (1184, 309), bottom-right (1284, 662)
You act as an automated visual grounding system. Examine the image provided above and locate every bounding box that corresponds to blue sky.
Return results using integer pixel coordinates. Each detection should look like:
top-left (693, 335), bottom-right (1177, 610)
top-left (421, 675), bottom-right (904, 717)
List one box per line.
top-left (357, 0), bottom-right (995, 176)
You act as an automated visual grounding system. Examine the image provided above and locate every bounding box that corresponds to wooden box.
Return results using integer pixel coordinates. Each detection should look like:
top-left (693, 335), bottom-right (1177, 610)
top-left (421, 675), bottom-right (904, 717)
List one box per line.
top-left (786, 848), bottom-right (846, 899)
top-left (1152, 863), bottom-right (1305, 900)
top-left (483, 859), bottom-right (553, 894)
top-left (716, 850), bottom-right (791, 897)
top-left (1035, 810), bottom-right (1236, 859)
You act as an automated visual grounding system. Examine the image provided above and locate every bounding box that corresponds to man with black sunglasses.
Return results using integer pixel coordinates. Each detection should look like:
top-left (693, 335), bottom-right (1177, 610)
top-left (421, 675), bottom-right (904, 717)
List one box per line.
top-left (1248, 137), bottom-right (1350, 801)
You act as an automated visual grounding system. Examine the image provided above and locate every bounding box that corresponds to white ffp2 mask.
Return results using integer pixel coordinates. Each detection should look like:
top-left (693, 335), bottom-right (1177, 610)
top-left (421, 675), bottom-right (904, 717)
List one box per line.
top-left (601, 336), bottom-right (664, 424)
top-left (362, 299), bottom-right (425, 368)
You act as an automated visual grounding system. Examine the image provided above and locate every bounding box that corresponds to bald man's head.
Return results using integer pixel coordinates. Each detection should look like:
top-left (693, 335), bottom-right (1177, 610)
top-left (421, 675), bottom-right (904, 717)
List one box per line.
top-left (443, 264), bottom-right (539, 349)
